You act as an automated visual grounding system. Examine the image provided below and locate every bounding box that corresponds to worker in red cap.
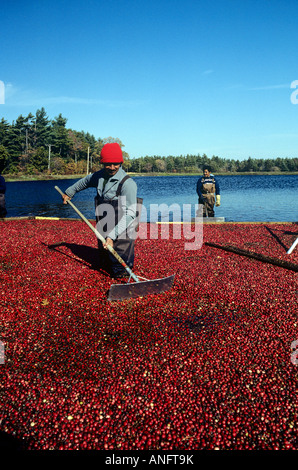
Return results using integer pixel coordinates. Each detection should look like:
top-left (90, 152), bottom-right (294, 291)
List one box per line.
top-left (62, 142), bottom-right (140, 278)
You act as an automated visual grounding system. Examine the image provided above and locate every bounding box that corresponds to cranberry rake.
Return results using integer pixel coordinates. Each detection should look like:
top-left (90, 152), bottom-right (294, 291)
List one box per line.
top-left (55, 186), bottom-right (175, 301)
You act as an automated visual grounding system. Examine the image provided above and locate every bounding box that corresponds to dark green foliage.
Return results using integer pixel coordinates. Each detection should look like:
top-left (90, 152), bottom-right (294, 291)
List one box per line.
top-left (0, 108), bottom-right (104, 175)
top-left (129, 154), bottom-right (298, 174)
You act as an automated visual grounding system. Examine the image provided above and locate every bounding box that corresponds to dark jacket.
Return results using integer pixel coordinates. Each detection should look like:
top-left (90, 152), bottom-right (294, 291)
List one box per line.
top-left (196, 174), bottom-right (220, 199)
top-left (0, 175), bottom-right (6, 194)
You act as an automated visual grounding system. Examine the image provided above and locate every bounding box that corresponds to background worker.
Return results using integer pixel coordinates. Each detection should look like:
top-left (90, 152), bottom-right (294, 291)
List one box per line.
top-left (196, 166), bottom-right (220, 217)
top-left (61, 143), bottom-right (139, 278)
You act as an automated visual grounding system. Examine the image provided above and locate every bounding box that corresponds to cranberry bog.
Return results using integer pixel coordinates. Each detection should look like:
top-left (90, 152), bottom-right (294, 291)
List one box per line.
top-left (0, 218), bottom-right (297, 450)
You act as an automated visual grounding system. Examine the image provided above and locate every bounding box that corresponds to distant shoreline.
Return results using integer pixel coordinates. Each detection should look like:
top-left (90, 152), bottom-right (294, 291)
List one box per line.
top-left (4, 171), bottom-right (298, 182)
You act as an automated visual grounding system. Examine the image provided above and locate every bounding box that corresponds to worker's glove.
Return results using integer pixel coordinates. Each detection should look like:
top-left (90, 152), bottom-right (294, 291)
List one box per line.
top-left (215, 195), bottom-right (221, 206)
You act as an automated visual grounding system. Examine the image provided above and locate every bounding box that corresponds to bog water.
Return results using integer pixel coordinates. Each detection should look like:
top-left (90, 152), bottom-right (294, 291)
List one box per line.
top-left (3, 174), bottom-right (298, 222)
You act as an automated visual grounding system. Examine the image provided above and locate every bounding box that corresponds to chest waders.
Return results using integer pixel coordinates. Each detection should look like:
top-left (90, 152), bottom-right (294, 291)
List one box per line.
top-left (95, 175), bottom-right (143, 277)
top-left (199, 178), bottom-right (216, 217)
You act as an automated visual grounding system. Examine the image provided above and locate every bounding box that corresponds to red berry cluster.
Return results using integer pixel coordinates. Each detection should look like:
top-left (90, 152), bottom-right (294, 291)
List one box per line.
top-left (0, 219), bottom-right (297, 450)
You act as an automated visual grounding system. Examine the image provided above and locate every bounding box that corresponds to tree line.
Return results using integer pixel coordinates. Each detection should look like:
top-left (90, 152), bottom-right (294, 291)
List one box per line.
top-left (0, 108), bottom-right (297, 175)
top-left (128, 154), bottom-right (298, 173)
top-left (0, 108), bottom-right (130, 175)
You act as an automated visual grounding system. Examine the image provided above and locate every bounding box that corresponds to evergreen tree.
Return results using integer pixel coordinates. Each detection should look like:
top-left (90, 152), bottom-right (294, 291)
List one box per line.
top-left (7, 123), bottom-right (24, 172)
top-left (34, 108), bottom-right (52, 149)
top-left (14, 114), bottom-right (30, 155)
top-left (0, 119), bottom-right (11, 156)
top-left (0, 145), bottom-right (8, 172)
top-left (51, 113), bottom-right (72, 160)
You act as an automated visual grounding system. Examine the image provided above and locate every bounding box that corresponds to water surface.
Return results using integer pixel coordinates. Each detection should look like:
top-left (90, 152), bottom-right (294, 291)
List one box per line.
top-left (4, 174), bottom-right (298, 222)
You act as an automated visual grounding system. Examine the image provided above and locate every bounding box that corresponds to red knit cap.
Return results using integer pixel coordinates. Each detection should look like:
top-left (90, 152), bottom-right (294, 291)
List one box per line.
top-left (100, 143), bottom-right (123, 164)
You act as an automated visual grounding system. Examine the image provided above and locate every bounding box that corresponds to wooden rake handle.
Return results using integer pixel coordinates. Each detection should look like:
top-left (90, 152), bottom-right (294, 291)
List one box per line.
top-left (54, 186), bottom-right (139, 282)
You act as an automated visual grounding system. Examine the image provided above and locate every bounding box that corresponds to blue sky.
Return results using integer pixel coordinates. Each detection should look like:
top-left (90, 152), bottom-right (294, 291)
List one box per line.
top-left (1, 0), bottom-right (298, 160)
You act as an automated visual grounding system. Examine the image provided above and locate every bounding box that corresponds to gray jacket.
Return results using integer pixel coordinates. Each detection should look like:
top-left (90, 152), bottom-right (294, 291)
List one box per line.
top-left (65, 167), bottom-right (137, 240)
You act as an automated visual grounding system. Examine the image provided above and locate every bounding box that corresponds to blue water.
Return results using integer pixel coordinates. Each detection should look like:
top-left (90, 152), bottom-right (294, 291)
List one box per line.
top-left (3, 174), bottom-right (298, 222)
